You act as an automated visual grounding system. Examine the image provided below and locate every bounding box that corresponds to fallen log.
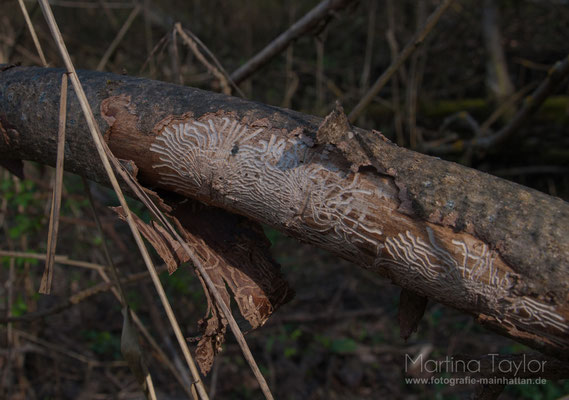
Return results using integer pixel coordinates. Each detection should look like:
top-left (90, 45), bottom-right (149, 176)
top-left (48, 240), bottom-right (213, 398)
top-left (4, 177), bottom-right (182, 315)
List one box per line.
top-left (1, 65), bottom-right (568, 360)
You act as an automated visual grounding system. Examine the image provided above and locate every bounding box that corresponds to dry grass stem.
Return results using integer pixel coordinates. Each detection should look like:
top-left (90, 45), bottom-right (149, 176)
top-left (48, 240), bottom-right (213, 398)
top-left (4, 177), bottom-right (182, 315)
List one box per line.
top-left (17, 0), bottom-right (47, 66)
top-left (97, 3), bottom-right (141, 71)
top-left (36, 5), bottom-right (277, 396)
top-left (37, 1), bottom-right (208, 397)
top-left (83, 179), bottom-right (159, 399)
top-left (39, 73), bottom-right (67, 294)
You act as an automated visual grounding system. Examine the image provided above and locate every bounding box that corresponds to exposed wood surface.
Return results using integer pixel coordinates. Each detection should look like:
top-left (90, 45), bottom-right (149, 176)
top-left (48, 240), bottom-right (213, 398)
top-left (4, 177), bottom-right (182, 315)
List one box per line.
top-left (1, 66), bottom-right (568, 360)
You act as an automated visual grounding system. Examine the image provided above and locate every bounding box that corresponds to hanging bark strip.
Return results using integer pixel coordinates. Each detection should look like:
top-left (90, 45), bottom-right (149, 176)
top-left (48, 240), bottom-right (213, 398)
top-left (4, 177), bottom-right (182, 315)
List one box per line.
top-left (1, 66), bottom-right (568, 360)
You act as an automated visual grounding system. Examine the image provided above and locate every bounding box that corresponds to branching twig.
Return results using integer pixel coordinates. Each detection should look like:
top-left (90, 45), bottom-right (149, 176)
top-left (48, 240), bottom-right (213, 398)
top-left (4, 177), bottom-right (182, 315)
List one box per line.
top-left (478, 82), bottom-right (536, 135)
top-left (174, 23), bottom-right (237, 96)
top-left (474, 55), bottom-right (569, 149)
top-left (180, 26), bottom-right (245, 98)
top-left (230, 0), bottom-right (357, 85)
top-left (349, 0), bottom-right (455, 122)
top-left (431, 55), bottom-right (569, 154)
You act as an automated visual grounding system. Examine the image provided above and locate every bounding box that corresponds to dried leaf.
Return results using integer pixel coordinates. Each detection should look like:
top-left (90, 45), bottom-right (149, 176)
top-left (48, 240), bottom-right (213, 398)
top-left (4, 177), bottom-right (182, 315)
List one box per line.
top-left (195, 313), bottom-right (226, 374)
top-left (112, 206), bottom-right (186, 273)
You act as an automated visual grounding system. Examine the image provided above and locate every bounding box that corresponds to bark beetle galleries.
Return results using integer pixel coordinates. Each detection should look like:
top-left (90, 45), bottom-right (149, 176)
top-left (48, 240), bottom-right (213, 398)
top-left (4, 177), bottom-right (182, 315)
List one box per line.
top-left (147, 111), bottom-right (568, 346)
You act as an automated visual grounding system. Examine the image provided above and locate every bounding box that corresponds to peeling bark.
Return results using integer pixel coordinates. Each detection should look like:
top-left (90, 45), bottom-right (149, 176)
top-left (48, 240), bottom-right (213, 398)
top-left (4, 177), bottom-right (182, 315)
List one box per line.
top-left (1, 66), bottom-right (568, 360)
top-left (113, 202), bottom-right (293, 374)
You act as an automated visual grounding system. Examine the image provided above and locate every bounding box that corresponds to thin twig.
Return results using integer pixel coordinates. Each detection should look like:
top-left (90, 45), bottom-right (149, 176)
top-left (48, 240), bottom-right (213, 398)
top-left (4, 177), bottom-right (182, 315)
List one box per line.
top-left (142, 0), bottom-right (155, 77)
top-left (230, 0), bottom-right (357, 85)
top-left (281, 4), bottom-right (297, 108)
top-left (84, 181), bottom-right (157, 400)
top-left (96, 3), bottom-right (141, 71)
top-left (25, 0), bottom-right (136, 9)
top-left (12, 328), bottom-right (128, 366)
top-left (349, 0), bottom-right (455, 122)
top-left (0, 249), bottom-right (106, 272)
top-left (359, 0), bottom-right (377, 92)
top-left (439, 111), bottom-right (482, 137)
top-left (406, 0), bottom-right (428, 150)
top-left (139, 285), bottom-right (197, 399)
top-left (97, 0), bottom-right (119, 29)
top-left (386, 0), bottom-right (404, 146)
top-left (315, 34), bottom-right (325, 111)
top-left (39, 73), bottom-right (67, 294)
top-left (177, 24), bottom-right (244, 98)
top-left (139, 33), bottom-right (168, 75)
top-left (0, 266), bottom-right (166, 323)
top-left (478, 82), bottom-right (536, 135)
top-left (171, 27), bottom-right (182, 84)
top-left (37, 2), bottom-right (208, 398)
top-left (129, 308), bottom-right (198, 400)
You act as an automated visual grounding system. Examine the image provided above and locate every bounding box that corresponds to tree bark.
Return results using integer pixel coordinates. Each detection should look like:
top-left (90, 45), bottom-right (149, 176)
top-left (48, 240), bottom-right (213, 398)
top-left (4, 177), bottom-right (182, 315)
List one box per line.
top-left (1, 65), bottom-right (568, 360)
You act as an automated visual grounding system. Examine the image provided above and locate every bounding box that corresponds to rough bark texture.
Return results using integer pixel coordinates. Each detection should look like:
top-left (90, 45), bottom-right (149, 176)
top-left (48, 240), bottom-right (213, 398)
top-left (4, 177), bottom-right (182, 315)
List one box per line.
top-left (1, 66), bottom-right (568, 360)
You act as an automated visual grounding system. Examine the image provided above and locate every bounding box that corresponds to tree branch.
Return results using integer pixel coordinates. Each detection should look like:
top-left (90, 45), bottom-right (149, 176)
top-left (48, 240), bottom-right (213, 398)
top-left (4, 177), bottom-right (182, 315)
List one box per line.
top-left (1, 65), bottom-right (568, 360)
top-left (348, 0), bottom-right (455, 122)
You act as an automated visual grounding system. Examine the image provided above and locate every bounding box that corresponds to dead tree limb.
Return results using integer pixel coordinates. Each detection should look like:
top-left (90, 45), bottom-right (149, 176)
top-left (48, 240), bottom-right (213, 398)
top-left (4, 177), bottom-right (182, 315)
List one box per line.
top-left (1, 65), bottom-right (569, 360)
top-left (229, 0), bottom-right (357, 85)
